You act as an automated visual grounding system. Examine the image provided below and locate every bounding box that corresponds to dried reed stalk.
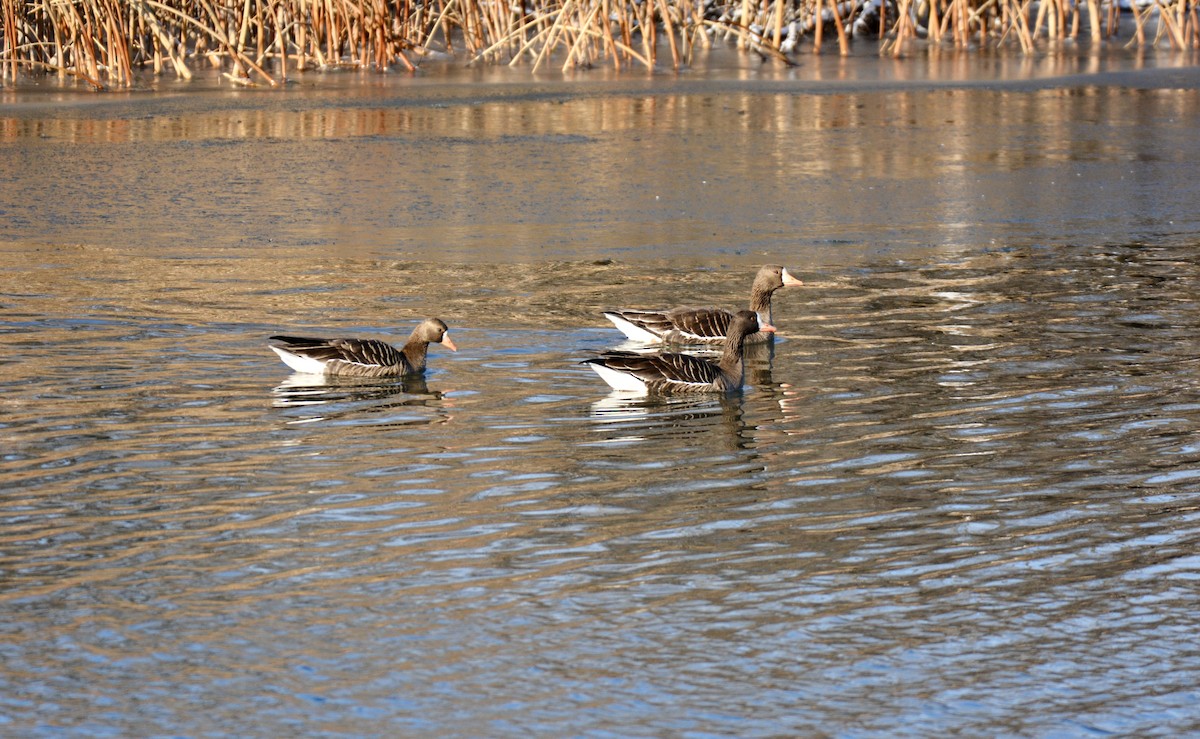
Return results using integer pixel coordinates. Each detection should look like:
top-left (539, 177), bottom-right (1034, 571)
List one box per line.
top-left (1, 0), bottom-right (1195, 88)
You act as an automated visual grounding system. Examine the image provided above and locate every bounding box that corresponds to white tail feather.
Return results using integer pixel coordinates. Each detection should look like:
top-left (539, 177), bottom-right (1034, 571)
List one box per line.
top-left (603, 313), bottom-right (665, 344)
top-left (270, 345), bottom-right (329, 375)
top-left (587, 363), bottom-right (649, 393)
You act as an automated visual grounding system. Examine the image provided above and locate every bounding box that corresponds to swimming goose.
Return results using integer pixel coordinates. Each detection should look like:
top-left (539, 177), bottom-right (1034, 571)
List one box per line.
top-left (584, 310), bottom-right (773, 394)
top-left (269, 318), bottom-right (456, 377)
top-left (602, 264), bottom-right (802, 344)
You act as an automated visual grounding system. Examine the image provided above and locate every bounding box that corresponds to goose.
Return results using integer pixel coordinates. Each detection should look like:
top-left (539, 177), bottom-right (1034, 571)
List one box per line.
top-left (269, 318), bottom-right (456, 377)
top-left (602, 264), bottom-right (802, 344)
top-left (584, 310), bottom-right (772, 394)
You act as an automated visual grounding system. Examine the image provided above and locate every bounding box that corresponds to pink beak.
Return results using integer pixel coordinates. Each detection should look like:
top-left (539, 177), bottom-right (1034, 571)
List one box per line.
top-left (759, 322), bottom-right (777, 333)
top-left (782, 268), bottom-right (803, 287)
top-left (440, 334), bottom-right (458, 352)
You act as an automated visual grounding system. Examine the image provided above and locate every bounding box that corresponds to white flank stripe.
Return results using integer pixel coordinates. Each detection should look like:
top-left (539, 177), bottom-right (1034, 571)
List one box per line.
top-left (663, 377), bottom-right (712, 391)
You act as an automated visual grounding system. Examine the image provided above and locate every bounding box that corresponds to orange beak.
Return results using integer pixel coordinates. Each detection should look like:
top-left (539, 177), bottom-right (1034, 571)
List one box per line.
top-left (441, 334), bottom-right (458, 352)
top-left (782, 268), bottom-right (803, 287)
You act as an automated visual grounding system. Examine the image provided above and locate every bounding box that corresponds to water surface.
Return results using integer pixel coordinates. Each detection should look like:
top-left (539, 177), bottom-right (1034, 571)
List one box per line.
top-left (3, 52), bottom-right (1200, 735)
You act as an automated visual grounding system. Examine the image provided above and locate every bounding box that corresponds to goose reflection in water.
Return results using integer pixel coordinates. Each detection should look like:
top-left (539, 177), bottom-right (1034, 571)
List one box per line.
top-left (272, 374), bottom-right (451, 427)
top-left (588, 392), bottom-right (750, 449)
top-left (742, 339), bottom-right (776, 388)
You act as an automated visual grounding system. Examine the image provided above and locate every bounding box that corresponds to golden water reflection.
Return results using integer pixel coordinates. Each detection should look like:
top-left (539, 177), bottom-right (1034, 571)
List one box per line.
top-left (6, 74), bottom-right (1197, 265)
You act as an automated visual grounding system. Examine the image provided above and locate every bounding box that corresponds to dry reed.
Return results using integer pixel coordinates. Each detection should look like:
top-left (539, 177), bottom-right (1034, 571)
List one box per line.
top-left (1, 0), bottom-right (1195, 88)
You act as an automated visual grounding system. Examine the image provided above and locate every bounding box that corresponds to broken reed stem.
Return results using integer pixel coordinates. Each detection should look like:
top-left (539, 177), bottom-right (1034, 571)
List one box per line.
top-left (1, 0), bottom-right (1196, 88)
top-left (827, 0), bottom-right (849, 53)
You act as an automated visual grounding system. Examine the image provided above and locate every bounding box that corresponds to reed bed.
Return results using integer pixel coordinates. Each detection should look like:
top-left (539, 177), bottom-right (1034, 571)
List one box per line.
top-left (1, 0), bottom-right (1197, 88)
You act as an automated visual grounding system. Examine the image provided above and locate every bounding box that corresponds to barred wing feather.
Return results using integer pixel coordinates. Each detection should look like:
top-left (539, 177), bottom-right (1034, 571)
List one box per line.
top-left (588, 351), bottom-right (722, 392)
top-left (269, 336), bottom-right (406, 370)
top-left (666, 308), bottom-right (733, 342)
top-left (604, 307), bottom-right (735, 344)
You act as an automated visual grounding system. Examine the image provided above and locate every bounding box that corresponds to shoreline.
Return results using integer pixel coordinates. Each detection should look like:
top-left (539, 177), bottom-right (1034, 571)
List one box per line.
top-left (2, 44), bottom-right (1199, 110)
top-left (2, 0), bottom-right (1197, 91)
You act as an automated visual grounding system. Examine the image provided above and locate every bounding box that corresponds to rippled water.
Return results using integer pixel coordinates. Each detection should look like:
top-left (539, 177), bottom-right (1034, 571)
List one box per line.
top-left (3, 54), bottom-right (1200, 735)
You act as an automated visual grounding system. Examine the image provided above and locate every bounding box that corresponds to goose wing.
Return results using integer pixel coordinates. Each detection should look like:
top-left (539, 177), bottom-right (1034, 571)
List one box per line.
top-left (269, 336), bottom-right (404, 369)
top-left (589, 350), bottom-right (722, 391)
top-left (602, 309), bottom-right (678, 342)
top-left (604, 307), bottom-right (733, 343)
top-left (664, 308), bottom-right (733, 342)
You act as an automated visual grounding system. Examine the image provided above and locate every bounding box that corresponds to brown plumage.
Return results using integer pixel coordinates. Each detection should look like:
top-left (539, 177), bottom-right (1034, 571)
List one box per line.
top-left (269, 318), bottom-right (457, 377)
top-left (603, 265), bottom-right (802, 345)
top-left (585, 310), bottom-right (774, 393)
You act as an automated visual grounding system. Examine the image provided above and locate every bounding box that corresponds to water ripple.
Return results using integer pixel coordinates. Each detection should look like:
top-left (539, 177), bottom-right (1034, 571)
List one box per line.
top-left (4, 243), bottom-right (1200, 735)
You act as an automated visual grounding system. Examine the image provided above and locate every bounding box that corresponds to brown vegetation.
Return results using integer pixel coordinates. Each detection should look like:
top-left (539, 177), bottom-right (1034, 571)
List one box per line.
top-left (0, 0), bottom-right (1197, 88)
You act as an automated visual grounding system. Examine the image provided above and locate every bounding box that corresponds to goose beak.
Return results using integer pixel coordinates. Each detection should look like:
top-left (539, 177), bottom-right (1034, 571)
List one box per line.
top-left (759, 322), bottom-right (777, 334)
top-left (441, 334), bottom-right (458, 352)
top-left (781, 268), bottom-right (804, 287)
